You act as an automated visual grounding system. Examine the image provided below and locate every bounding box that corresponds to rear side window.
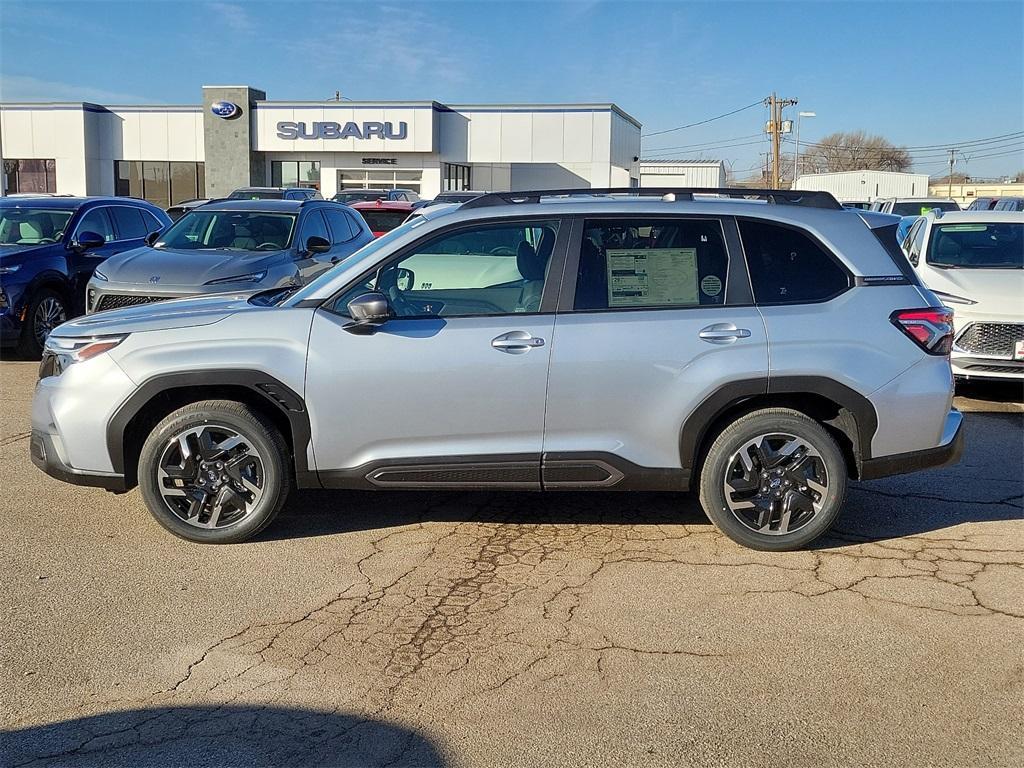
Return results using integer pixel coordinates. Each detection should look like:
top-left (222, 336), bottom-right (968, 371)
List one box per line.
top-left (739, 220), bottom-right (850, 305)
top-left (574, 218), bottom-right (729, 310)
top-left (110, 206), bottom-right (149, 239)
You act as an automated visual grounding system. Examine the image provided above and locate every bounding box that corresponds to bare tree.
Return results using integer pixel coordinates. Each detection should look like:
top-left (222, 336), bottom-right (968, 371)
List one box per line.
top-left (804, 131), bottom-right (911, 173)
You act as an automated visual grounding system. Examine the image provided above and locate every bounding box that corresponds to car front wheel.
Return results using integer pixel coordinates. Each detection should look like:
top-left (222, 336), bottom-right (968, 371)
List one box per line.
top-left (698, 408), bottom-right (847, 551)
top-left (18, 288), bottom-right (67, 358)
top-left (138, 400), bottom-right (291, 543)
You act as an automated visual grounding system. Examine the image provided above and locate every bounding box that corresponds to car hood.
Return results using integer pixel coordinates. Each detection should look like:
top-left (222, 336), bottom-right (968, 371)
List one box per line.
top-left (922, 266), bottom-right (1024, 321)
top-left (97, 245), bottom-right (289, 286)
top-left (0, 243), bottom-right (50, 267)
top-left (51, 292), bottom-right (264, 338)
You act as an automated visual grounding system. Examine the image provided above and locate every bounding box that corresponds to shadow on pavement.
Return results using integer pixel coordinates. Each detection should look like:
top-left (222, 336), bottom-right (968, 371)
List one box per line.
top-left (265, 413), bottom-right (1021, 548)
top-left (1, 705), bottom-right (446, 767)
top-left (955, 378), bottom-right (1023, 406)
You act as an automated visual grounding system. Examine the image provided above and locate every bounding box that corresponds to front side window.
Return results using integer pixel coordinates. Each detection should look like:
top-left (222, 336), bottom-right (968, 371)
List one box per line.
top-left (323, 208), bottom-right (355, 243)
top-left (298, 210), bottom-right (330, 249)
top-left (926, 223), bottom-right (1023, 269)
top-left (739, 220), bottom-right (850, 305)
top-left (0, 207), bottom-right (73, 245)
top-left (75, 208), bottom-right (115, 242)
top-left (156, 211), bottom-right (296, 251)
top-left (574, 218), bottom-right (729, 311)
top-left (334, 220), bottom-right (560, 318)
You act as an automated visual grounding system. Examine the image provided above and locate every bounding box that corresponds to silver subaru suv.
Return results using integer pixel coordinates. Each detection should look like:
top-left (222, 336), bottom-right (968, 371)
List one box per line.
top-left (31, 188), bottom-right (963, 551)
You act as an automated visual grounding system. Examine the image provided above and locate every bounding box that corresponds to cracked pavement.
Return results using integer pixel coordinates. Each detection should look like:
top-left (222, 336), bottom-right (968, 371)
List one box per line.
top-left (2, 361), bottom-right (1022, 767)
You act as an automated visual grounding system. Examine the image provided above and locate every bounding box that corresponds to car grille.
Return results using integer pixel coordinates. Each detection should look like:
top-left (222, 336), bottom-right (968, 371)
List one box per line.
top-left (955, 323), bottom-right (1024, 357)
top-left (962, 364), bottom-right (1023, 375)
top-left (96, 294), bottom-right (168, 312)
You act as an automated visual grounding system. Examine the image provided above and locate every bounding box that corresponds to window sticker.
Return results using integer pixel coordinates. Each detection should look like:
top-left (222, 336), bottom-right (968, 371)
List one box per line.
top-left (606, 248), bottom-right (699, 307)
top-left (700, 274), bottom-right (723, 297)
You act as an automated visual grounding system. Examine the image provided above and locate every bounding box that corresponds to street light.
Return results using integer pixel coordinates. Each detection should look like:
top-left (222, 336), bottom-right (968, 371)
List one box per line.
top-left (793, 111), bottom-right (816, 184)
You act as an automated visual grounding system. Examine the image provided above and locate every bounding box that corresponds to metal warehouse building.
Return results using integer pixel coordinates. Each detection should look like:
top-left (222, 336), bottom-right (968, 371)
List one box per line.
top-left (639, 159), bottom-right (726, 188)
top-left (792, 170), bottom-right (930, 202)
top-left (0, 84), bottom-right (642, 203)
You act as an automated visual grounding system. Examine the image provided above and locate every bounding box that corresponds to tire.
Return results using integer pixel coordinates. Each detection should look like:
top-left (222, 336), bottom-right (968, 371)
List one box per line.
top-left (17, 288), bottom-right (68, 359)
top-left (698, 408), bottom-right (847, 551)
top-left (138, 400), bottom-right (291, 544)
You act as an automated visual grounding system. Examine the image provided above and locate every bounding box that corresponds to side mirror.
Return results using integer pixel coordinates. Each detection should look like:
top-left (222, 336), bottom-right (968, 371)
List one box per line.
top-left (73, 230), bottom-right (105, 251)
top-left (145, 230), bottom-right (161, 246)
top-left (306, 235), bottom-right (331, 254)
top-left (344, 292), bottom-right (392, 334)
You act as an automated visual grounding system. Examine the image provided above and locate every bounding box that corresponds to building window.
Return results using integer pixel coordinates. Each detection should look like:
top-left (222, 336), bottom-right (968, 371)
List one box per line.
top-left (4, 159), bottom-right (57, 194)
top-left (271, 160), bottom-right (321, 189)
top-left (443, 163), bottom-right (471, 191)
top-left (114, 161), bottom-right (205, 207)
top-left (337, 169), bottom-right (421, 193)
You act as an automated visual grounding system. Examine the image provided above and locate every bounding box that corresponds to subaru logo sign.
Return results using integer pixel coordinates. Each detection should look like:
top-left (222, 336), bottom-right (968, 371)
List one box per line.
top-left (210, 101), bottom-right (240, 119)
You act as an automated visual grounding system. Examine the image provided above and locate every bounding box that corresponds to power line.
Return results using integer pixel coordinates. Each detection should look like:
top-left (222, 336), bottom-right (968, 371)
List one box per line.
top-left (642, 100), bottom-right (763, 139)
top-left (641, 133), bottom-right (763, 154)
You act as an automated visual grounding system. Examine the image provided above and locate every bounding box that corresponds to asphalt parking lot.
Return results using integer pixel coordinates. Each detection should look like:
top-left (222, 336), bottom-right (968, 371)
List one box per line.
top-left (1, 360), bottom-right (1021, 768)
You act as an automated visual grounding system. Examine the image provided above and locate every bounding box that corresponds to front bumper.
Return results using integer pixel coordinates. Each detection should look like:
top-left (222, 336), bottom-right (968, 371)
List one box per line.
top-left (30, 429), bottom-right (126, 491)
top-left (951, 354), bottom-right (1024, 380)
top-left (860, 409), bottom-right (964, 480)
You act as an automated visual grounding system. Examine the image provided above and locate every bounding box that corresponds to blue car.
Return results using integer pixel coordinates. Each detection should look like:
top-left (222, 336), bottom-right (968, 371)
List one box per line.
top-left (0, 196), bottom-right (171, 357)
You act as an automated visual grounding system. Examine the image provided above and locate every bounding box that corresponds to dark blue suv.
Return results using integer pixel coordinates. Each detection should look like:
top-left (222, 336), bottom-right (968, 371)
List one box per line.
top-left (0, 196), bottom-right (171, 357)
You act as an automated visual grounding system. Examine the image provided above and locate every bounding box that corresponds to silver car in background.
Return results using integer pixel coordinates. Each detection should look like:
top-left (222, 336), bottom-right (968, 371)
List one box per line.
top-left (86, 199), bottom-right (373, 313)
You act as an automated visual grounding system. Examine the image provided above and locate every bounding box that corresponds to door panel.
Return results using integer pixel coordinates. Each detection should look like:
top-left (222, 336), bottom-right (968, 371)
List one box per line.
top-left (305, 311), bottom-right (554, 478)
top-left (543, 307), bottom-right (768, 471)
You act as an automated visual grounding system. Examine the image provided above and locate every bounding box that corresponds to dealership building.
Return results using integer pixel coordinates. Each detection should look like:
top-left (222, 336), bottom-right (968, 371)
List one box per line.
top-left (0, 85), bottom-right (642, 205)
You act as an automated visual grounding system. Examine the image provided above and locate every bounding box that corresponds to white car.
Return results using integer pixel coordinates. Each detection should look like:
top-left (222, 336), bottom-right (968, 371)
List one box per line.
top-left (903, 210), bottom-right (1024, 380)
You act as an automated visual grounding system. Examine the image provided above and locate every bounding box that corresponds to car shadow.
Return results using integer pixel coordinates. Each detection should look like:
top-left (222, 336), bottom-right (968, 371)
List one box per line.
top-left (1, 705), bottom-right (446, 767)
top-left (264, 413), bottom-right (1021, 548)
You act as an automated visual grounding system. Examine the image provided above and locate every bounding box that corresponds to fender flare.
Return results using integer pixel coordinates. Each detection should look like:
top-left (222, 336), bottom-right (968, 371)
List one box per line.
top-left (106, 369), bottom-right (313, 483)
top-left (679, 376), bottom-right (879, 475)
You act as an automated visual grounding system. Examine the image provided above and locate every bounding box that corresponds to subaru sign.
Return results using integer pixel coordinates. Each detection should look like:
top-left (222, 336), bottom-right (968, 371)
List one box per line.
top-left (210, 101), bottom-right (240, 119)
top-left (276, 121), bottom-right (408, 141)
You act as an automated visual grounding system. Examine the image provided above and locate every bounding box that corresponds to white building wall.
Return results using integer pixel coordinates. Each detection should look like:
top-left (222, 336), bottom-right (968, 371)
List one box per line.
top-left (792, 170), bottom-right (930, 201)
top-left (0, 106), bottom-right (90, 194)
top-left (639, 162), bottom-right (726, 188)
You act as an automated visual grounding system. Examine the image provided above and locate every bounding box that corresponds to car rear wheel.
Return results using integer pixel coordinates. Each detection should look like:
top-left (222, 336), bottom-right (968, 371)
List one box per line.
top-left (138, 400), bottom-right (291, 543)
top-left (17, 288), bottom-right (67, 359)
top-left (698, 408), bottom-right (847, 551)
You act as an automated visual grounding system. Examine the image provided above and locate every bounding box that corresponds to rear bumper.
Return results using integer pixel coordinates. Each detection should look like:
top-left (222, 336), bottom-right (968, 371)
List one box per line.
top-left (859, 409), bottom-right (964, 480)
top-left (30, 429), bottom-right (127, 491)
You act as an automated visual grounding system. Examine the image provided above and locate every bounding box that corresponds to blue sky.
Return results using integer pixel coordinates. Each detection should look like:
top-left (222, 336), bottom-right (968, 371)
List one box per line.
top-left (1, 0), bottom-right (1021, 178)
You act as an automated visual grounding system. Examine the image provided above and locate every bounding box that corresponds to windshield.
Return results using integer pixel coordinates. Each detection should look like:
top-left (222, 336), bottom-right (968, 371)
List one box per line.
top-left (891, 201), bottom-right (959, 216)
top-left (0, 207), bottom-right (74, 245)
top-left (927, 223), bottom-right (1023, 269)
top-left (228, 190), bottom-right (284, 200)
top-left (333, 191), bottom-right (386, 204)
top-left (358, 209), bottom-right (408, 233)
top-left (156, 210), bottom-right (297, 251)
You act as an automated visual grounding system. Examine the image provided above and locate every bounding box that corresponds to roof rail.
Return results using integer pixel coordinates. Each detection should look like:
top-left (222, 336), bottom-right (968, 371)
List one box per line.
top-left (460, 187), bottom-right (842, 211)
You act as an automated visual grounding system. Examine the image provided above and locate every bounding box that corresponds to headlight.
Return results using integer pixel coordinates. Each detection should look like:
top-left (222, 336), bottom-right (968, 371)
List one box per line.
top-left (0, 264), bottom-right (21, 275)
top-left (204, 270), bottom-right (268, 286)
top-left (932, 290), bottom-right (977, 306)
top-left (92, 268), bottom-right (108, 282)
top-left (41, 334), bottom-right (128, 377)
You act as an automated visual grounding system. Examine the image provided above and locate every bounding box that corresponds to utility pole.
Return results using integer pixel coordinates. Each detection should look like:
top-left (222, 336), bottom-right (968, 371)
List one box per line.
top-left (764, 93), bottom-right (798, 189)
top-left (947, 148), bottom-right (957, 198)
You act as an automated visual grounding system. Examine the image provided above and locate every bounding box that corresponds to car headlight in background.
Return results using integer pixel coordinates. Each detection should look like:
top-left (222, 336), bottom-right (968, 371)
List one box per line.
top-left (204, 270), bottom-right (268, 286)
top-left (931, 290), bottom-right (977, 306)
top-left (92, 268), bottom-right (109, 281)
top-left (0, 264), bottom-right (21, 275)
top-left (40, 334), bottom-right (128, 378)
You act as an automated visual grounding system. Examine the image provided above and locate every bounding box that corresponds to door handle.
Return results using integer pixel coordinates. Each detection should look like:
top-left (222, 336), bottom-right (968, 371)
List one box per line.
top-left (491, 330), bottom-right (545, 354)
top-left (699, 323), bottom-right (751, 344)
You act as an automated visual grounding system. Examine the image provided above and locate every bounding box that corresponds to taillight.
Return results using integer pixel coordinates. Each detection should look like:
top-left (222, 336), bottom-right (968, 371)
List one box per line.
top-left (890, 307), bottom-right (954, 355)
